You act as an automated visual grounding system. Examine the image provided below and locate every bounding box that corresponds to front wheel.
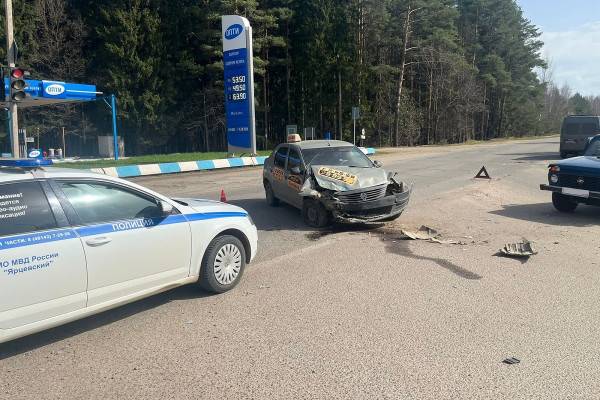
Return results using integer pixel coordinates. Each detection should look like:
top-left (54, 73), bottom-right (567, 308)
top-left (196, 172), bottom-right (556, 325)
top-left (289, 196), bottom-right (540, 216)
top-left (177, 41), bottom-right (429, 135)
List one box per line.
top-left (552, 192), bottom-right (578, 213)
top-left (199, 235), bottom-right (246, 293)
top-left (264, 181), bottom-right (279, 207)
top-left (302, 198), bottom-right (331, 228)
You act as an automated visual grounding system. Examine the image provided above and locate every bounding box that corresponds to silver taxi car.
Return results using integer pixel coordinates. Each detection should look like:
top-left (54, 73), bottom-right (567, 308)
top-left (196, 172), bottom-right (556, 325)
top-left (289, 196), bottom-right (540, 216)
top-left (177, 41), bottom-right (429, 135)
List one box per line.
top-left (262, 136), bottom-right (411, 227)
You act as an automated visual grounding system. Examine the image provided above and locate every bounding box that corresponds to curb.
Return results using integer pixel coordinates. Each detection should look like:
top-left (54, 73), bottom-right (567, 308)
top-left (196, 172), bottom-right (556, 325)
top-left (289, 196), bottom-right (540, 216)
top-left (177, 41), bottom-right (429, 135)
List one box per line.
top-left (91, 148), bottom-right (376, 179)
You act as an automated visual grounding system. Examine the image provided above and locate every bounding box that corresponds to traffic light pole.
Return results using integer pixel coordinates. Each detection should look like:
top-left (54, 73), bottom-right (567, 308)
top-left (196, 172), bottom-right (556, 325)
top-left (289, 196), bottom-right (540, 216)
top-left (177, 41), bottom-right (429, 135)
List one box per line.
top-left (4, 0), bottom-right (19, 157)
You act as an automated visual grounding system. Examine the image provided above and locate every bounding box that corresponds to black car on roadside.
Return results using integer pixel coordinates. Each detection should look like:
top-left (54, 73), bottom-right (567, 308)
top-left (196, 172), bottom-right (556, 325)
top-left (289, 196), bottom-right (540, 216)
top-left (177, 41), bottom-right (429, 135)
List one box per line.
top-left (541, 134), bottom-right (600, 212)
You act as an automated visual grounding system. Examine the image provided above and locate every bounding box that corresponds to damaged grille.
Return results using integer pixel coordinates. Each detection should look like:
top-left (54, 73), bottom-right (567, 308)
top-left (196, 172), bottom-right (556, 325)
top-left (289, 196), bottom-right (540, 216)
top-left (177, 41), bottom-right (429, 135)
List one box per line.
top-left (334, 184), bottom-right (387, 204)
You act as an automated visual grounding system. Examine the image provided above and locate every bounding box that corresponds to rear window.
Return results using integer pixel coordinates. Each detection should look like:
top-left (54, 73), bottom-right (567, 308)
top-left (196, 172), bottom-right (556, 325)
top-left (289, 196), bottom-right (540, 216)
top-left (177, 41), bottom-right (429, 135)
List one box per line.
top-left (563, 119), bottom-right (600, 135)
top-left (0, 181), bottom-right (58, 237)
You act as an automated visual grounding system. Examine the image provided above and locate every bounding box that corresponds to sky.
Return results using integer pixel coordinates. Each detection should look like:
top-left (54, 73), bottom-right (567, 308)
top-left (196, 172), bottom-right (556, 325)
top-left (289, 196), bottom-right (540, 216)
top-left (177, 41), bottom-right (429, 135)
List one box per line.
top-left (517, 0), bottom-right (600, 96)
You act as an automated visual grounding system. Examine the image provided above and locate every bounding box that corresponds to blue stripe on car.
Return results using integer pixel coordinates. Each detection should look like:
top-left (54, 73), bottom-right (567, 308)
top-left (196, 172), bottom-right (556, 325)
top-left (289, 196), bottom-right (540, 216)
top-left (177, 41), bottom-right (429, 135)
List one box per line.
top-left (0, 212), bottom-right (248, 251)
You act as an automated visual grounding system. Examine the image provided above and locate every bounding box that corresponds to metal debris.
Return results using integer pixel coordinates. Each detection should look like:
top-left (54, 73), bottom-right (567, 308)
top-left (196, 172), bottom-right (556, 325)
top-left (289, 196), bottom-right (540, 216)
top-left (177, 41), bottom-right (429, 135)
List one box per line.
top-left (500, 241), bottom-right (538, 258)
top-left (402, 225), bottom-right (439, 240)
top-left (502, 357), bottom-right (521, 365)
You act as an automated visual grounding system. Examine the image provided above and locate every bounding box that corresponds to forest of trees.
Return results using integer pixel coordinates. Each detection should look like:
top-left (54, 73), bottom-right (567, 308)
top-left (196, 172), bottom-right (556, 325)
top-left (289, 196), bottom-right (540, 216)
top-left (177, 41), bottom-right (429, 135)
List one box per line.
top-left (0, 0), bottom-right (598, 156)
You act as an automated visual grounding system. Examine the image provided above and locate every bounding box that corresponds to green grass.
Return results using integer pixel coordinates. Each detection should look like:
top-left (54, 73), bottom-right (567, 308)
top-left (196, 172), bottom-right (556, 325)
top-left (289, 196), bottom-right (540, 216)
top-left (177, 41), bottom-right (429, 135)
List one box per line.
top-left (58, 150), bottom-right (273, 170)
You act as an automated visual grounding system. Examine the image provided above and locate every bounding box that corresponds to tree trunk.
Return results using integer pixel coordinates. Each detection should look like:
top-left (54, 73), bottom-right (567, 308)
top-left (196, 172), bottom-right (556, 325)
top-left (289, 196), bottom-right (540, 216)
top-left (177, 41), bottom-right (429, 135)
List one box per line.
top-left (393, 5), bottom-right (415, 147)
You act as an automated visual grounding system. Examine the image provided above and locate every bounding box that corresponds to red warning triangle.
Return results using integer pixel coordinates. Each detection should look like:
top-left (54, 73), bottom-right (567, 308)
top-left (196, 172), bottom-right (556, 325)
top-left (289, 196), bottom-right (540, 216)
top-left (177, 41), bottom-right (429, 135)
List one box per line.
top-left (475, 166), bottom-right (491, 179)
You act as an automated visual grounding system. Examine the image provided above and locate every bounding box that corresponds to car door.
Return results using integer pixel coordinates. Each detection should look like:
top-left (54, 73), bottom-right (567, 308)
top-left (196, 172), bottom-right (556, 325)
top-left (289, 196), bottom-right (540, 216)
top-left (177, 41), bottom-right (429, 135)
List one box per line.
top-left (269, 145), bottom-right (289, 198)
top-left (0, 180), bottom-right (87, 330)
top-left (283, 147), bottom-right (306, 208)
top-left (52, 179), bottom-right (192, 307)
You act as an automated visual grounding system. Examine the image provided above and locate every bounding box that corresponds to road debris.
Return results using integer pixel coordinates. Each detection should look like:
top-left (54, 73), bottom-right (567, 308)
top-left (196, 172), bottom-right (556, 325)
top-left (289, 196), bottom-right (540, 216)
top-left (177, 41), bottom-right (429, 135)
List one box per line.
top-left (502, 357), bottom-right (521, 365)
top-left (402, 225), bottom-right (438, 240)
top-left (500, 241), bottom-right (538, 258)
top-left (400, 225), bottom-right (465, 245)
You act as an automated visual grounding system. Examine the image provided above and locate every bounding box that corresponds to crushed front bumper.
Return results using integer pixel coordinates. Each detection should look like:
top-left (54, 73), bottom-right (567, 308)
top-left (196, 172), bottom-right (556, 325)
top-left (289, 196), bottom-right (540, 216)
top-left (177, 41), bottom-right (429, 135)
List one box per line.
top-left (325, 185), bottom-right (412, 223)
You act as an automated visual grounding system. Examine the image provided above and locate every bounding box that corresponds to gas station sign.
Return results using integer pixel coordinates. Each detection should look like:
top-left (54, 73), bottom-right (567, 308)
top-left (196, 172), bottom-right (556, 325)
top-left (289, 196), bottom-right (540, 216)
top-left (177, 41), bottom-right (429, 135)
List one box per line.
top-left (222, 15), bottom-right (257, 155)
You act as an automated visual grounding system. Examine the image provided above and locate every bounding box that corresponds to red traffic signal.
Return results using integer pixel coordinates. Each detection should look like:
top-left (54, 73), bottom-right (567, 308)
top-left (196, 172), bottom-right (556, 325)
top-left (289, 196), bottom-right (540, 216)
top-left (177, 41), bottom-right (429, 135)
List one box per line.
top-left (9, 67), bottom-right (27, 102)
top-left (10, 68), bottom-right (24, 79)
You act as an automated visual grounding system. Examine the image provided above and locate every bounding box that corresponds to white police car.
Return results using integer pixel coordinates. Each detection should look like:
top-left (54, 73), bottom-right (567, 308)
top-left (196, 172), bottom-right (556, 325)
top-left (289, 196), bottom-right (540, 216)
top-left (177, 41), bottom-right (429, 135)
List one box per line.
top-left (0, 158), bottom-right (257, 344)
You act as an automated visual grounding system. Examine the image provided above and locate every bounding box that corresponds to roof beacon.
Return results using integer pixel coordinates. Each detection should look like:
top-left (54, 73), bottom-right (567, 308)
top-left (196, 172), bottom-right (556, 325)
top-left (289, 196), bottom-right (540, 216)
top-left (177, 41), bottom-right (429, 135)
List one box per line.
top-left (287, 134), bottom-right (302, 143)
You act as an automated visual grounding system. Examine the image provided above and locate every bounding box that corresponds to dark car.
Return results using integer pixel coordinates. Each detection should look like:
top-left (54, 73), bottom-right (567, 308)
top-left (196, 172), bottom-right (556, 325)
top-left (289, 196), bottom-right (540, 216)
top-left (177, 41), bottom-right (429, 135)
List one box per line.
top-left (262, 137), bottom-right (411, 227)
top-left (541, 134), bottom-right (600, 212)
top-left (559, 115), bottom-right (600, 158)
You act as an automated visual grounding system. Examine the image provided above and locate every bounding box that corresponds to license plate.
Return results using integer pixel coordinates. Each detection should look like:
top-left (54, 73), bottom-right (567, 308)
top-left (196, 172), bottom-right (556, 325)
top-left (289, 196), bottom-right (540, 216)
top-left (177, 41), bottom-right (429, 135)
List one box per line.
top-left (563, 187), bottom-right (589, 198)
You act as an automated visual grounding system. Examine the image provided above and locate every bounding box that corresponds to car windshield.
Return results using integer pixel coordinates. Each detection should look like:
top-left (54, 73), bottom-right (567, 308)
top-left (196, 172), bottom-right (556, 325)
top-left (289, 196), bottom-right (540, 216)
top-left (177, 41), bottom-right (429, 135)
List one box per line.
top-left (585, 138), bottom-right (600, 157)
top-left (301, 146), bottom-right (373, 168)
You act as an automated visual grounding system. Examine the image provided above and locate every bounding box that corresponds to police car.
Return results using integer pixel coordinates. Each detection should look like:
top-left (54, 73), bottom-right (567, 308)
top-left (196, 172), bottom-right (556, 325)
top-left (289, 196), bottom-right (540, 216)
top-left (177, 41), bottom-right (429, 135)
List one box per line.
top-left (0, 158), bottom-right (257, 344)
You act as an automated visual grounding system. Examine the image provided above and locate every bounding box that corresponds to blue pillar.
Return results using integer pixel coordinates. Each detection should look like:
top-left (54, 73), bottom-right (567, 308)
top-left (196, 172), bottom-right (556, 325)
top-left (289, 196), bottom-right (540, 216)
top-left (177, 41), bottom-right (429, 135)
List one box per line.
top-left (111, 94), bottom-right (119, 160)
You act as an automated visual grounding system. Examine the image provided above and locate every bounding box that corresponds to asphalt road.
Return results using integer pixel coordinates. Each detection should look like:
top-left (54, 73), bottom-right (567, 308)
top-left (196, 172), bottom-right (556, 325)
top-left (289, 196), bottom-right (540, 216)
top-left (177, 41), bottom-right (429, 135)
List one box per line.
top-left (4, 136), bottom-right (600, 399)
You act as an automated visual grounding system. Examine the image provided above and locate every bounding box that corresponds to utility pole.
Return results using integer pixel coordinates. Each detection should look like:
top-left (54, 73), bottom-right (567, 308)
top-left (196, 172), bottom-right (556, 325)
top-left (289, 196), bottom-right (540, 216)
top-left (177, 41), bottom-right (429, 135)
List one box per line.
top-left (4, 0), bottom-right (19, 157)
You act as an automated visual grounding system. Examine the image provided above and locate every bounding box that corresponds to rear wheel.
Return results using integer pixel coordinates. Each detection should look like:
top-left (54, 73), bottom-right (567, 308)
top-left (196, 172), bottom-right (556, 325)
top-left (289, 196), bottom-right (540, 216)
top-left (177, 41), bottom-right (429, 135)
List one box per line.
top-left (264, 181), bottom-right (279, 207)
top-left (199, 235), bottom-right (246, 293)
top-left (302, 198), bottom-right (331, 228)
top-left (552, 192), bottom-right (578, 213)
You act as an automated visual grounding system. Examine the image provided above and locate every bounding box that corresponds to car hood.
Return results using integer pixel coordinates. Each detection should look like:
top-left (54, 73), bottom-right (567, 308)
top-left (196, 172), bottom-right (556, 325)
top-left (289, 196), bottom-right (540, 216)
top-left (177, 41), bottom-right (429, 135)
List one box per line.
top-left (310, 165), bottom-right (388, 191)
top-left (556, 156), bottom-right (600, 175)
top-left (172, 198), bottom-right (248, 215)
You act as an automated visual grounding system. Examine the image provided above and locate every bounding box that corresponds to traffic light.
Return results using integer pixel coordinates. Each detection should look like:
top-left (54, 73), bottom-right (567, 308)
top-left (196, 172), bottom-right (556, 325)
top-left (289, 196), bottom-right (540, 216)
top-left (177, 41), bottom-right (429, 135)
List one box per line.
top-left (9, 67), bottom-right (27, 102)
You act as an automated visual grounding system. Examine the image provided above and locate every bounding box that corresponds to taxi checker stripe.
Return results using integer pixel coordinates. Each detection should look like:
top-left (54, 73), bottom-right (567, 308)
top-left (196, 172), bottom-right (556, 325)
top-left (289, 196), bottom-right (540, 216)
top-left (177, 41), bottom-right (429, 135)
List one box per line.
top-left (0, 212), bottom-right (248, 251)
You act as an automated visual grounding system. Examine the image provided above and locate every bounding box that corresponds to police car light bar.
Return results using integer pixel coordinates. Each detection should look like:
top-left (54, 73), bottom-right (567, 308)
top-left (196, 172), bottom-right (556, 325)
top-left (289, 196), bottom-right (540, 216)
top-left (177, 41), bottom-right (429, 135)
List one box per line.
top-left (0, 158), bottom-right (53, 168)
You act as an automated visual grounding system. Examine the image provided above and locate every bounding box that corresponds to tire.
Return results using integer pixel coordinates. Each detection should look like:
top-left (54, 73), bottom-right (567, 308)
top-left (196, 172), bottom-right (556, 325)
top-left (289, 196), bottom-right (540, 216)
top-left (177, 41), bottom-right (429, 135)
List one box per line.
top-left (199, 235), bottom-right (246, 293)
top-left (552, 192), bottom-right (578, 213)
top-left (560, 152), bottom-right (568, 159)
top-left (302, 198), bottom-right (331, 228)
top-left (264, 181), bottom-right (279, 207)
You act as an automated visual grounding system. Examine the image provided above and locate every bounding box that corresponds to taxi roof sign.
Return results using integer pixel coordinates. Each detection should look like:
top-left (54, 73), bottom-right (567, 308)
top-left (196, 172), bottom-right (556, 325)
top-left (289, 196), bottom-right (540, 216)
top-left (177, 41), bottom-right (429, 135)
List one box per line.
top-left (287, 134), bottom-right (301, 143)
top-left (0, 158), bottom-right (53, 168)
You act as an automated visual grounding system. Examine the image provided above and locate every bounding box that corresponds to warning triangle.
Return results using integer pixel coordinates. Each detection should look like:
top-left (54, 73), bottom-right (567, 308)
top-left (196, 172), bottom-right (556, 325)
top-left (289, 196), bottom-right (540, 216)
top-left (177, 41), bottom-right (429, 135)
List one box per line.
top-left (475, 166), bottom-right (491, 179)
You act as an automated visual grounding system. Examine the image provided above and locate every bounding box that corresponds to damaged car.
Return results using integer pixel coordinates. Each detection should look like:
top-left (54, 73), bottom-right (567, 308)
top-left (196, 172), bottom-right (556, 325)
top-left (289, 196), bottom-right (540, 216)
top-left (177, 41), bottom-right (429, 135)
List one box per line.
top-left (263, 136), bottom-right (411, 227)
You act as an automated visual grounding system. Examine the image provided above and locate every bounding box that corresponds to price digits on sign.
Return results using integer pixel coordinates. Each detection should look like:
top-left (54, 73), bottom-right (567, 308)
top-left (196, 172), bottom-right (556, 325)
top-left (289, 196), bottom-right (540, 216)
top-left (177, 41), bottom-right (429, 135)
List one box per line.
top-left (228, 75), bottom-right (248, 102)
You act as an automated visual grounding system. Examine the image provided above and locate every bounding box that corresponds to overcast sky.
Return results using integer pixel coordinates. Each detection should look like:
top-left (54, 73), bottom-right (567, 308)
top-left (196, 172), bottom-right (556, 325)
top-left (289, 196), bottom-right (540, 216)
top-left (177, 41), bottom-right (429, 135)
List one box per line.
top-left (518, 0), bottom-right (600, 96)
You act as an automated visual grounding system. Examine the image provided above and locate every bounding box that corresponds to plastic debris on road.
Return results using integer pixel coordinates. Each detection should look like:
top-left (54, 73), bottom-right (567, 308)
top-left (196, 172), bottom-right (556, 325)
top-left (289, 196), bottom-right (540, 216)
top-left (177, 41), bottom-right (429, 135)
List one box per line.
top-left (500, 241), bottom-right (538, 258)
top-left (402, 225), bottom-right (438, 240)
top-left (401, 225), bottom-right (464, 245)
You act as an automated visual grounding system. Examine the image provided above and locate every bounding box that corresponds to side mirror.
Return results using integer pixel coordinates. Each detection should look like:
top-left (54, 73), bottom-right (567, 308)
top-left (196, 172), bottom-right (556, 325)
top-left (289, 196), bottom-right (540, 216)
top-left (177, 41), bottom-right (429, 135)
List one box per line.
top-left (373, 160), bottom-right (383, 168)
top-left (290, 166), bottom-right (302, 175)
top-left (159, 200), bottom-right (174, 215)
